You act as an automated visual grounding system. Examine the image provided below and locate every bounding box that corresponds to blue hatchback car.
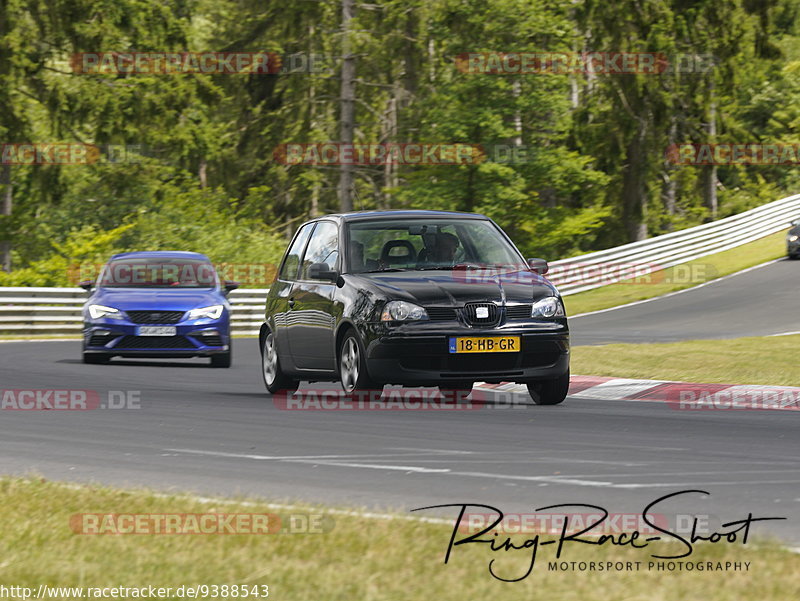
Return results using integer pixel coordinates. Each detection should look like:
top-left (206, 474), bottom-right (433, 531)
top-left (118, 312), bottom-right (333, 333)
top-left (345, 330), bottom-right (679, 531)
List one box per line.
top-left (80, 251), bottom-right (237, 367)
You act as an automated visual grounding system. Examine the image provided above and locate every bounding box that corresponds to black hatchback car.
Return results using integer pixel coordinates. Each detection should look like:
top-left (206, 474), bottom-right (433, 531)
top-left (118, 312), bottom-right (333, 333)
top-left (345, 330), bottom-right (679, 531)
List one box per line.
top-left (260, 210), bottom-right (570, 404)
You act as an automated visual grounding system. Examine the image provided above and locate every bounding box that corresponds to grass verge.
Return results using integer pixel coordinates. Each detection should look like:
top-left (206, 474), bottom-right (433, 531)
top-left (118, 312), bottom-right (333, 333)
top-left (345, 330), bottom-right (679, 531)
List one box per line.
top-left (571, 334), bottom-right (800, 386)
top-left (0, 477), bottom-right (797, 600)
top-left (563, 231), bottom-right (786, 316)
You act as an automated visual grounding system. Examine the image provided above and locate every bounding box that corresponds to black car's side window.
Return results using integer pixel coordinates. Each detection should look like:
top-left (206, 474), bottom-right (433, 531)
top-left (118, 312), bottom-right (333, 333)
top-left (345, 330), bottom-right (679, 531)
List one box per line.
top-left (300, 221), bottom-right (339, 280)
top-left (279, 223), bottom-right (314, 281)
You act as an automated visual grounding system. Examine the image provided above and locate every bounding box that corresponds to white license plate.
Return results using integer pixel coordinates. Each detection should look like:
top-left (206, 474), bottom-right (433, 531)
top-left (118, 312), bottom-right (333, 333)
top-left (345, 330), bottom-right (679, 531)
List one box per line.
top-left (137, 326), bottom-right (177, 337)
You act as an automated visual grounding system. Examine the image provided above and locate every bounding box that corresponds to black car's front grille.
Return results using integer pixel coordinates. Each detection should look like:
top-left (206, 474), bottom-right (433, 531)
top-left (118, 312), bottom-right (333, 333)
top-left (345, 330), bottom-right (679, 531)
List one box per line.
top-left (426, 307), bottom-right (458, 321)
top-left (115, 335), bottom-right (194, 349)
top-left (462, 302), bottom-right (499, 326)
top-left (505, 304), bottom-right (532, 319)
top-left (126, 310), bottom-right (185, 324)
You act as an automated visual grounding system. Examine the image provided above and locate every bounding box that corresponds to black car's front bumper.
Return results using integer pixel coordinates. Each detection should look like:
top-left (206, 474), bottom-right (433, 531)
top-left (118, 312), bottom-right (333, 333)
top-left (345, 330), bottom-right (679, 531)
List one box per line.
top-left (362, 322), bottom-right (569, 386)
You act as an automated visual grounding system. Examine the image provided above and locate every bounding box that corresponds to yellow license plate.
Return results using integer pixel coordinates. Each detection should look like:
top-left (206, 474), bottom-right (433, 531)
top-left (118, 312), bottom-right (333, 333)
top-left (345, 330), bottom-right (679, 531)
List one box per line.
top-left (448, 336), bottom-right (520, 354)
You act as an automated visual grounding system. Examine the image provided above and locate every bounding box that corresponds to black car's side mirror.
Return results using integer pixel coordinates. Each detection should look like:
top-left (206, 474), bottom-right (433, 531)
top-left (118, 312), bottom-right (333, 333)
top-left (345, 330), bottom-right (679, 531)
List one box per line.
top-left (307, 262), bottom-right (338, 281)
top-left (527, 258), bottom-right (549, 275)
top-left (223, 280), bottom-right (240, 294)
top-left (78, 279), bottom-right (94, 291)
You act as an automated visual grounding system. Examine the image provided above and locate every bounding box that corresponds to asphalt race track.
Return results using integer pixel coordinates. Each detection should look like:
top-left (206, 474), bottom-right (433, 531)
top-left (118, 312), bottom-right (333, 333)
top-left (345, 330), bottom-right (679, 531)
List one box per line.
top-left (1, 338), bottom-right (798, 546)
top-left (571, 258), bottom-right (800, 345)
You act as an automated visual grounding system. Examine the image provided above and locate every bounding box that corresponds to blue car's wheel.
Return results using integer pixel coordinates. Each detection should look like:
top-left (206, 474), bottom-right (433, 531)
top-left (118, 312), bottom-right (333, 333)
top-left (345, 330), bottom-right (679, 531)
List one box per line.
top-left (83, 353), bottom-right (111, 364)
top-left (210, 343), bottom-right (231, 368)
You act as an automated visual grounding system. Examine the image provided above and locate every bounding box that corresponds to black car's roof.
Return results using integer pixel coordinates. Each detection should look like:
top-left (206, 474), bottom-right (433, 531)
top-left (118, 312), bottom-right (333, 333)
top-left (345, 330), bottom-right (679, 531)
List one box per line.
top-left (314, 209), bottom-right (491, 222)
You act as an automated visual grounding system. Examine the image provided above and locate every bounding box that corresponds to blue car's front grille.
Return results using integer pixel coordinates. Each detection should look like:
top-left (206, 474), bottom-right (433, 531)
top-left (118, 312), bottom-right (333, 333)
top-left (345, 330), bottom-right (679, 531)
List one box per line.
top-left (125, 310), bottom-right (185, 324)
top-left (115, 335), bottom-right (194, 349)
top-left (88, 333), bottom-right (116, 346)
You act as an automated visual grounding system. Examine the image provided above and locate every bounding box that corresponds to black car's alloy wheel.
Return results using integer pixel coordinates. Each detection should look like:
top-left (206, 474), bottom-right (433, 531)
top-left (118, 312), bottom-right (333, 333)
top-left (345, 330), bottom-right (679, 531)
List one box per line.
top-left (526, 369), bottom-right (569, 405)
top-left (262, 331), bottom-right (298, 394)
top-left (339, 331), bottom-right (377, 393)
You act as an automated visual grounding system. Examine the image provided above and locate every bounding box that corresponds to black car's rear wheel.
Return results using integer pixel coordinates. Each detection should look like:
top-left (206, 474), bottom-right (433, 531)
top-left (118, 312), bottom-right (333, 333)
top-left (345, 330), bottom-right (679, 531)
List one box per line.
top-left (526, 370), bottom-right (569, 405)
top-left (339, 331), bottom-right (377, 393)
top-left (262, 331), bottom-right (298, 394)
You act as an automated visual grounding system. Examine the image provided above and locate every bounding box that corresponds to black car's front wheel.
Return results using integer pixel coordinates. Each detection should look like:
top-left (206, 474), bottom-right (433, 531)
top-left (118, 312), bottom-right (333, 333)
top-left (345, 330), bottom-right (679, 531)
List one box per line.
top-left (339, 331), bottom-right (377, 393)
top-left (526, 370), bottom-right (569, 405)
top-left (262, 331), bottom-right (298, 394)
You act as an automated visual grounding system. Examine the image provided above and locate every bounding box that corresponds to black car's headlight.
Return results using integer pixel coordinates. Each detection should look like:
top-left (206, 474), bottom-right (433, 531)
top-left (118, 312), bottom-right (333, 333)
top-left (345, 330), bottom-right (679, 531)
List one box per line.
top-left (88, 304), bottom-right (123, 320)
top-left (789, 234), bottom-right (799, 242)
top-left (381, 301), bottom-right (429, 322)
top-left (531, 296), bottom-right (565, 318)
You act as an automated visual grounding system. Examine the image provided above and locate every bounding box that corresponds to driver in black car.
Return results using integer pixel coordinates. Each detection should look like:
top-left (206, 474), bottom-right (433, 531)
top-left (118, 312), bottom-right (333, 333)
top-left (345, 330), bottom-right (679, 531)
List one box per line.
top-left (420, 231), bottom-right (459, 266)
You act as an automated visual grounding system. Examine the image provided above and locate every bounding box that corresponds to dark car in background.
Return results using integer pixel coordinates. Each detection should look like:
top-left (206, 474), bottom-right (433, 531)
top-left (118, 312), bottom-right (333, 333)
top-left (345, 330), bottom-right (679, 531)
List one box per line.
top-left (260, 210), bottom-right (570, 404)
top-left (788, 219), bottom-right (800, 259)
top-left (81, 251), bottom-right (237, 367)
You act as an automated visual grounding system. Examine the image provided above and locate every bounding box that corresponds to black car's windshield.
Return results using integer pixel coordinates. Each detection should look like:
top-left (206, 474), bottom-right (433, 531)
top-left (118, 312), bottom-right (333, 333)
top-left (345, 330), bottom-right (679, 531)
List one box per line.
top-left (99, 258), bottom-right (219, 288)
top-left (347, 219), bottom-right (525, 273)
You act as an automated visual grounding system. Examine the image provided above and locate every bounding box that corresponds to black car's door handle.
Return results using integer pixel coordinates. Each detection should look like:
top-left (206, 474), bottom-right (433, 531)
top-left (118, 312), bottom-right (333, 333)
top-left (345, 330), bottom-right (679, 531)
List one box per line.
top-left (287, 298), bottom-right (295, 308)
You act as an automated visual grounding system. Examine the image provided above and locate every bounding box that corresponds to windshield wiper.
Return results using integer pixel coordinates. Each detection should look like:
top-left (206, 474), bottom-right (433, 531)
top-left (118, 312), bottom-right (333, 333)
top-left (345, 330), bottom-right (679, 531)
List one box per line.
top-left (360, 267), bottom-right (410, 273)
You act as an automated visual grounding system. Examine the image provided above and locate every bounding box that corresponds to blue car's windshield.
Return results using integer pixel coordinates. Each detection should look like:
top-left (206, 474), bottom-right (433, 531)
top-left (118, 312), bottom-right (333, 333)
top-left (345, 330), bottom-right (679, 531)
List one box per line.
top-left (99, 258), bottom-right (218, 288)
top-left (347, 219), bottom-right (525, 273)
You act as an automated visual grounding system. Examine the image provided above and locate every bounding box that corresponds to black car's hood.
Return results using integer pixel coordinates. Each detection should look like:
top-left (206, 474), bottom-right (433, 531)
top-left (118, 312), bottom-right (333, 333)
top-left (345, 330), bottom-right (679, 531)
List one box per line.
top-left (353, 268), bottom-right (558, 305)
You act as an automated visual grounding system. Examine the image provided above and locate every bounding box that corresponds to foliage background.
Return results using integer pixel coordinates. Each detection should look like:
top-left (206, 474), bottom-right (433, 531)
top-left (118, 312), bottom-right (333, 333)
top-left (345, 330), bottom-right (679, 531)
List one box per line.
top-left (0, 0), bottom-right (798, 285)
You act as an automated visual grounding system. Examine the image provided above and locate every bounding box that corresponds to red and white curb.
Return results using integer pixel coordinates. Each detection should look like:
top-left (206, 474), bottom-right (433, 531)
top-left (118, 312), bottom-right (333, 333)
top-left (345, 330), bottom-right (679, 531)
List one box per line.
top-left (476, 376), bottom-right (800, 410)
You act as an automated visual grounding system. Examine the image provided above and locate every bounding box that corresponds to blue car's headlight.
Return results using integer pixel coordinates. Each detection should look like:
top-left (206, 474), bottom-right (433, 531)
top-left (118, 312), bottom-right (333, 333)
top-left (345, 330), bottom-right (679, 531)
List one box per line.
top-left (88, 304), bottom-right (123, 320)
top-left (531, 296), bottom-right (565, 318)
top-left (187, 305), bottom-right (224, 320)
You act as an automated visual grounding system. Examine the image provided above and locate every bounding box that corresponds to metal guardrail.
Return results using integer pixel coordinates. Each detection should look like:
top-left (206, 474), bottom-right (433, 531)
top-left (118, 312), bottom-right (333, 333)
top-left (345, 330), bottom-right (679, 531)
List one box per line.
top-left (0, 288), bottom-right (269, 337)
top-left (547, 193), bottom-right (800, 295)
top-left (0, 193), bottom-right (797, 335)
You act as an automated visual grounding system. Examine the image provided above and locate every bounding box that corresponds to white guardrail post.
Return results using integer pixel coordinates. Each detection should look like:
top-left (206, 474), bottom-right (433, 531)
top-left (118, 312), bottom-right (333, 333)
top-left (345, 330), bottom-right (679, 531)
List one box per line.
top-left (0, 193), bottom-right (798, 335)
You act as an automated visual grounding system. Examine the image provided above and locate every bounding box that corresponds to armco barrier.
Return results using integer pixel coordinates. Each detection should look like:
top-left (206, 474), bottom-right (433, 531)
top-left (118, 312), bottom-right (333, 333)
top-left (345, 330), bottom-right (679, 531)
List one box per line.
top-left (546, 193), bottom-right (800, 295)
top-left (0, 193), bottom-right (798, 336)
top-left (0, 288), bottom-right (269, 337)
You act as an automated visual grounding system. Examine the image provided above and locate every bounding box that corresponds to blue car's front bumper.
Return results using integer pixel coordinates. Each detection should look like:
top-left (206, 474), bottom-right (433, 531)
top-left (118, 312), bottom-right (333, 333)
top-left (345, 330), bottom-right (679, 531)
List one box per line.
top-left (83, 318), bottom-right (230, 357)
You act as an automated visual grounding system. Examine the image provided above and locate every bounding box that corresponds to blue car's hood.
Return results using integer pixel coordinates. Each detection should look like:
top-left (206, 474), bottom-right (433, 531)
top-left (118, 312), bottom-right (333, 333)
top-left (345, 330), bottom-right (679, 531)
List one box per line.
top-left (91, 287), bottom-right (224, 311)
